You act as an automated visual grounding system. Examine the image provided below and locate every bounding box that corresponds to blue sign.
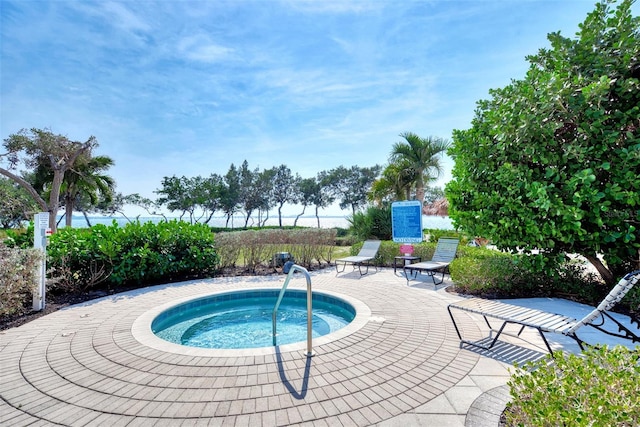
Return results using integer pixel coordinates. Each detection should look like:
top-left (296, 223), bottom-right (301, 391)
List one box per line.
top-left (391, 201), bottom-right (423, 243)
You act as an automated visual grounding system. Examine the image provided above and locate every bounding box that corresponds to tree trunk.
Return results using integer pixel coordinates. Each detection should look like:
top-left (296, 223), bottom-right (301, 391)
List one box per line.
top-left (65, 193), bottom-right (74, 227)
top-left (294, 205), bottom-right (307, 227)
top-left (278, 204), bottom-right (284, 228)
top-left (583, 252), bottom-right (615, 287)
top-left (260, 210), bottom-right (270, 227)
top-left (415, 175), bottom-right (425, 207)
top-left (48, 170), bottom-right (66, 232)
top-left (315, 206), bottom-right (320, 228)
top-left (82, 210), bottom-right (92, 227)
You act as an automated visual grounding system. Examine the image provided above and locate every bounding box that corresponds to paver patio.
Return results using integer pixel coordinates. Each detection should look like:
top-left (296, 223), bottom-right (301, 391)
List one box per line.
top-left (1, 268), bottom-right (557, 426)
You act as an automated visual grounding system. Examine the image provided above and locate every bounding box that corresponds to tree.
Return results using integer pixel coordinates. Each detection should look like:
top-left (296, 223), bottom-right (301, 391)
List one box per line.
top-left (446, 0), bottom-right (640, 286)
top-left (321, 165), bottom-right (381, 216)
top-left (238, 160), bottom-right (266, 227)
top-left (271, 165), bottom-right (298, 227)
top-left (60, 154), bottom-right (115, 227)
top-left (199, 174), bottom-right (224, 224)
top-left (254, 167), bottom-right (276, 227)
top-left (423, 186), bottom-right (445, 205)
top-left (0, 177), bottom-right (37, 228)
top-left (1, 128), bottom-right (97, 232)
top-left (155, 176), bottom-right (197, 222)
top-left (389, 132), bottom-right (449, 207)
top-left (294, 177), bottom-right (318, 226)
top-left (100, 193), bottom-right (166, 222)
top-left (368, 160), bottom-right (418, 205)
top-left (220, 164), bottom-right (241, 227)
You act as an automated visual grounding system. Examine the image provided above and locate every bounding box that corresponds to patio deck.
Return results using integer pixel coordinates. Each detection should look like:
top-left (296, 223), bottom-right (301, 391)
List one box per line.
top-left (1, 268), bottom-right (559, 426)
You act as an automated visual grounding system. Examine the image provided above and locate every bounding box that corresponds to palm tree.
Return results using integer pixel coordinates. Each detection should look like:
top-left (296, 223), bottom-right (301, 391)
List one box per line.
top-left (389, 132), bottom-right (449, 207)
top-left (369, 160), bottom-right (419, 205)
top-left (61, 154), bottom-right (115, 227)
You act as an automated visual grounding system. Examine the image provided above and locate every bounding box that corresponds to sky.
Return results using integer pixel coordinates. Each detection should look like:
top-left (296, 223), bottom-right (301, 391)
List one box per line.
top-left (1, 0), bottom-right (631, 217)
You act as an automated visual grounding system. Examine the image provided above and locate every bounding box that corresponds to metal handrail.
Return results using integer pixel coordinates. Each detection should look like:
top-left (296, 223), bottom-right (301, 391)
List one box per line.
top-left (272, 262), bottom-right (314, 356)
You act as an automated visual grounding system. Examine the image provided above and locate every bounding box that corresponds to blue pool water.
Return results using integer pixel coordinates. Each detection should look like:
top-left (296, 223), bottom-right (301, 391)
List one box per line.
top-left (152, 289), bottom-right (356, 349)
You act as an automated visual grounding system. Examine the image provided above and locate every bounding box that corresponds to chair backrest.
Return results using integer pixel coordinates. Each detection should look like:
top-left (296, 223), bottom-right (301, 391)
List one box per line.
top-left (357, 240), bottom-right (381, 258)
top-left (569, 270), bottom-right (640, 332)
top-left (431, 238), bottom-right (459, 263)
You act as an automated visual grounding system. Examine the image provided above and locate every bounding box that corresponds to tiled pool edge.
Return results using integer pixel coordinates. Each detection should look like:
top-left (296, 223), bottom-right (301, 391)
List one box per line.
top-left (131, 286), bottom-right (372, 357)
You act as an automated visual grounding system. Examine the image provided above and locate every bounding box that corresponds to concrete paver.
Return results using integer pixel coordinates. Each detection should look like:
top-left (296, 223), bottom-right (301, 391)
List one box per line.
top-left (0, 268), bottom-right (543, 426)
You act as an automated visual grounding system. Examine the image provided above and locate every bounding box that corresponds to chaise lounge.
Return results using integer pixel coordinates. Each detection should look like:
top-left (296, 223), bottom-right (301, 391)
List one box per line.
top-left (447, 270), bottom-right (640, 355)
top-left (403, 238), bottom-right (460, 285)
top-left (335, 240), bottom-right (381, 276)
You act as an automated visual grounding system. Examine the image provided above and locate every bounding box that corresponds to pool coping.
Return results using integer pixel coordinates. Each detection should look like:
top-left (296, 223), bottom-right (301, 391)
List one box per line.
top-left (131, 286), bottom-right (372, 357)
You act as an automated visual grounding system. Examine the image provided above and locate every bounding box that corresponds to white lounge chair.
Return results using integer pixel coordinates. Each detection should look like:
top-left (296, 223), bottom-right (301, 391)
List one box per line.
top-left (403, 238), bottom-right (459, 285)
top-left (447, 270), bottom-right (640, 355)
top-left (335, 240), bottom-right (381, 276)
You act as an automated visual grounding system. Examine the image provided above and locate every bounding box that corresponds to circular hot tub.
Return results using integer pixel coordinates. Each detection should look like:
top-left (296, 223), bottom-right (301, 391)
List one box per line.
top-left (152, 289), bottom-right (355, 349)
top-left (132, 287), bottom-right (371, 357)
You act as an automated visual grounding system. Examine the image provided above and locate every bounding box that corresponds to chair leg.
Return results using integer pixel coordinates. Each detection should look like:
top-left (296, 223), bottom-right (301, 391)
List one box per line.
top-left (447, 306), bottom-right (463, 340)
top-left (430, 270), bottom-right (444, 286)
top-left (448, 306), bottom-right (506, 351)
top-left (358, 263), bottom-right (369, 276)
top-left (536, 328), bottom-right (554, 356)
top-left (335, 262), bottom-right (346, 274)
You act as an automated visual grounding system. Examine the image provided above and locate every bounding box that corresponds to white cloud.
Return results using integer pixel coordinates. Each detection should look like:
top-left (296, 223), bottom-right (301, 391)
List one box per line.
top-left (4, 0), bottom-right (632, 219)
top-left (177, 34), bottom-right (234, 63)
top-left (101, 1), bottom-right (151, 33)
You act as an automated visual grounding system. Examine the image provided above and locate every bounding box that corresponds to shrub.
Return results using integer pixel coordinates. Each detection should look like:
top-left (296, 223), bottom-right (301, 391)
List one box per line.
top-left (449, 249), bottom-right (519, 296)
top-left (349, 205), bottom-right (392, 241)
top-left (3, 222), bottom-right (34, 249)
top-left (506, 346), bottom-right (640, 426)
top-left (449, 248), bottom-right (613, 301)
top-left (0, 245), bottom-right (41, 316)
top-left (422, 228), bottom-right (472, 244)
top-left (47, 224), bottom-right (117, 292)
top-left (47, 220), bottom-right (219, 290)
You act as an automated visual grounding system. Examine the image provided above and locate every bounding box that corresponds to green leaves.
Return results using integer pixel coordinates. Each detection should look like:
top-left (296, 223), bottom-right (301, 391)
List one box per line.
top-left (446, 0), bottom-right (640, 284)
top-left (507, 346), bottom-right (640, 426)
top-left (47, 220), bottom-right (219, 290)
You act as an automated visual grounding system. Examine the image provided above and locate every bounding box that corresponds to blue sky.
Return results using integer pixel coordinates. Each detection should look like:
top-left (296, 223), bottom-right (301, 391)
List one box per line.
top-left (1, 0), bottom-right (626, 216)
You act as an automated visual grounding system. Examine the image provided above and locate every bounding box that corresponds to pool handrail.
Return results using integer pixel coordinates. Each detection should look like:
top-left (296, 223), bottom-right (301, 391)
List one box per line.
top-left (273, 262), bottom-right (314, 356)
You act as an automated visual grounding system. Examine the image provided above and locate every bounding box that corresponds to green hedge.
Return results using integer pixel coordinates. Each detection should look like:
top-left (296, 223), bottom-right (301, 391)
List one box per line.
top-left (507, 346), bottom-right (640, 426)
top-left (449, 247), bottom-right (640, 315)
top-left (47, 220), bottom-right (218, 291)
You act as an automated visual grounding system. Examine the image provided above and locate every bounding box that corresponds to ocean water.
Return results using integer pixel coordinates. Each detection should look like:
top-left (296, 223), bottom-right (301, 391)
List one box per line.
top-left (65, 214), bottom-right (454, 230)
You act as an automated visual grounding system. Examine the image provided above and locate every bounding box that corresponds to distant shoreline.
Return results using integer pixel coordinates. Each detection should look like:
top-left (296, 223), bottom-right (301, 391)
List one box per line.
top-left (61, 215), bottom-right (455, 230)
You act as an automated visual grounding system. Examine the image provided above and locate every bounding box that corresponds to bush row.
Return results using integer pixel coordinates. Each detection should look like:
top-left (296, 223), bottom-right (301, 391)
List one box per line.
top-left (47, 220), bottom-right (218, 292)
top-left (346, 238), bottom-right (638, 315)
top-left (449, 247), bottom-right (640, 315)
top-left (215, 228), bottom-right (337, 271)
top-left (0, 245), bottom-right (41, 317)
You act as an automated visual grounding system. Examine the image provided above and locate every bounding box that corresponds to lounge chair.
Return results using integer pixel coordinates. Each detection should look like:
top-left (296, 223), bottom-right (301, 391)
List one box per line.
top-left (447, 270), bottom-right (640, 355)
top-left (335, 240), bottom-right (381, 276)
top-left (403, 238), bottom-right (460, 285)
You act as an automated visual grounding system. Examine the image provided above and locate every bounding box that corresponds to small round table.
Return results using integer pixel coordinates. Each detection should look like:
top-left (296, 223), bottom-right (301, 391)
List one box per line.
top-left (393, 256), bottom-right (421, 273)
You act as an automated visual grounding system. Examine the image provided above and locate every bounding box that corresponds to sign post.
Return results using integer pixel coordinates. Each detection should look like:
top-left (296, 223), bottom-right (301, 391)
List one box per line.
top-left (391, 200), bottom-right (423, 243)
top-left (33, 212), bottom-right (49, 311)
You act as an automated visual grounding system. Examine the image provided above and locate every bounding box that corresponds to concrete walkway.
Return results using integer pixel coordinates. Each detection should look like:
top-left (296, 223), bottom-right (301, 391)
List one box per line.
top-left (1, 268), bottom-right (555, 426)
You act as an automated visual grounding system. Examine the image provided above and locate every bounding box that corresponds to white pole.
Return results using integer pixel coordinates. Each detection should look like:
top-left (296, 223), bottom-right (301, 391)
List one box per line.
top-left (32, 212), bottom-right (49, 311)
